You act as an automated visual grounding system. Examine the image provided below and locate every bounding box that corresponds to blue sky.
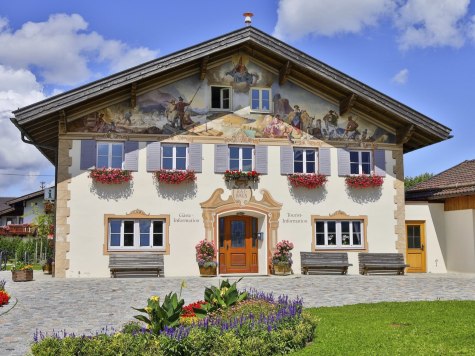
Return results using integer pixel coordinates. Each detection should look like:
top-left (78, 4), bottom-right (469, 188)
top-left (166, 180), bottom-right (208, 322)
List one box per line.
top-left (1, 0), bottom-right (474, 196)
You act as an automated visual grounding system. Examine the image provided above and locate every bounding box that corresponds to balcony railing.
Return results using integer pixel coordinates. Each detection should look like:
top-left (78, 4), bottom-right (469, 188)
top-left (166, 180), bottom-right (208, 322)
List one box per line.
top-left (0, 224), bottom-right (33, 236)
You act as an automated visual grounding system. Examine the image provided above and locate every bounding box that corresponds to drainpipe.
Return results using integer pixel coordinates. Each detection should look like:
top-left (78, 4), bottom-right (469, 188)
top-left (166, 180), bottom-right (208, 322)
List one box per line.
top-left (10, 117), bottom-right (58, 277)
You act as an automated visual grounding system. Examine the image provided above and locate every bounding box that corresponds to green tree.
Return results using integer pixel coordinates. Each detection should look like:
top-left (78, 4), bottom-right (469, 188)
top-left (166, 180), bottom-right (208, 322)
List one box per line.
top-left (405, 172), bottom-right (434, 190)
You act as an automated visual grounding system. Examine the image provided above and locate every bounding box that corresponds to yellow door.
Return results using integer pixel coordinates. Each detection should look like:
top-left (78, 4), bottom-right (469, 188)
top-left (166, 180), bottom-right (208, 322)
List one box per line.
top-left (406, 222), bottom-right (426, 273)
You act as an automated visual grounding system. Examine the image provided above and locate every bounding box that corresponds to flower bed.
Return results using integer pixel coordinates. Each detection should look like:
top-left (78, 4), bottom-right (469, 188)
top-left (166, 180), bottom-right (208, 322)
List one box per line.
top-left (224, 170), bottom-right (260, 183)
top-left (154, 170), bottom-right (196, 184)
top-left (89, 168), bottom-right (133, 184)
top-left (31, 280), bottom-right (316, 355)
top-left (345, 175), bottom-right (384, 189)
top-left (288, 173), bottom-right (327, 189)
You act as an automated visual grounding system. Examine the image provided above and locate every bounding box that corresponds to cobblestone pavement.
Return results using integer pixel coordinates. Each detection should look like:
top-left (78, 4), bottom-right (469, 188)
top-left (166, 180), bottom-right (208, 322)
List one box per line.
top-left (1, 271), bottom-right (474, 355)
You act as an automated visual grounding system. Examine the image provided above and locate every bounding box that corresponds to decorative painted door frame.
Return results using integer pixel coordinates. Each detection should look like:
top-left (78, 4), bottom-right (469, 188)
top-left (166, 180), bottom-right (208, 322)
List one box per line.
top-left (200, 188), bottom-right (282, 275)
top-left (406, 221), bottom-right (426, 273)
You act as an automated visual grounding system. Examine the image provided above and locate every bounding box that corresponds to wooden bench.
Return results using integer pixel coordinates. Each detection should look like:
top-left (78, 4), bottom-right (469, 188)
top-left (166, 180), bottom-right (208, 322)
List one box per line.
top-left (109, 254), bottom-right (164, 278)
top-left (358, 253), bottom-right (409, 275)
top-left (300, 252), bottom-right (353, 275)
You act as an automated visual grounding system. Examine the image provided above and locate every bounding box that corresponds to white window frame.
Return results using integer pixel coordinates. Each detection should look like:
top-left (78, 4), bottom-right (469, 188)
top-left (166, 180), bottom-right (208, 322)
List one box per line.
top-left (210, 85), bottom-right (232, 111)
top-left (96, 142), bottom-right (124, 169)
top-left (293, 147), bottom-right (318, 174)
top-left (228, 145), bottom-right (255, 171)
top-left (250, 87), bottom-right (272, 112)
top-left (108, 219), bottom-right (166, 251)
top-left (349, 150), bottom-right (372, 175)
top-left (315, 220), bottom-right (364, 249)
top-left (161, 144), bottom-right (189, 171)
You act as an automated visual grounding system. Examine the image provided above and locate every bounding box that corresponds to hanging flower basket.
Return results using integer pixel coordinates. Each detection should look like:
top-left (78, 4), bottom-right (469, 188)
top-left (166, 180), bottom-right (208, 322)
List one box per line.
top-left (89, 168), bottom-right (133, 184)
top-left (224, 170), bottom-right (260, 183)
top-left (288, 173), bottom-right (327, 189)
top-left (154, 170), bottom-right (196, 185)
top-left (345, 175), bottom-right (384, 189)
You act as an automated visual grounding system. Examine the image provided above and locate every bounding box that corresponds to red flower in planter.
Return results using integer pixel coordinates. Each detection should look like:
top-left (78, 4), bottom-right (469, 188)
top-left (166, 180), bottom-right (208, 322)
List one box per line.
top-left (224, 170), bottom-right (260, 182)
top-left (288, 173), bottom-right (327, 189)
top-left (154, 170), bottom-right (196, 184)
top-left (345, 175), bottom-right (384, 189)
top-left (89, 168), bottom-right (133, 184)
top-left (0, 291), bottom-right (10, 306)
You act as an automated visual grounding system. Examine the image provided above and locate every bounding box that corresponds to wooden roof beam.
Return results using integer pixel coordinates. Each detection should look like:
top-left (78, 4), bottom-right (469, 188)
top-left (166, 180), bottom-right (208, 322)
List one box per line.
top-left (279, 61), bottom-right (292, 86)
top-left (130, 82), bottom-right (137, 108)
top-left (396, 124), bottom-right (415, 145)
top-left (200, 56), bottom-right (209, 80)
top-left (339, 93), bottom-right (357, 116)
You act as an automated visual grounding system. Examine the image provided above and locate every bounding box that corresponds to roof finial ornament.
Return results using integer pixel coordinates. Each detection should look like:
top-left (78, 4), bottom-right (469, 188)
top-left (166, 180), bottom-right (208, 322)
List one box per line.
top-left (243, 12), bottom-right (253, 26)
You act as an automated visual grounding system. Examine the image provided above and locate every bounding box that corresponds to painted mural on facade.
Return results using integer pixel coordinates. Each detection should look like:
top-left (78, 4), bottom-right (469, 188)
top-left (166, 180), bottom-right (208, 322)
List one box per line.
top-left (68, 56), bottom-right (395, 144)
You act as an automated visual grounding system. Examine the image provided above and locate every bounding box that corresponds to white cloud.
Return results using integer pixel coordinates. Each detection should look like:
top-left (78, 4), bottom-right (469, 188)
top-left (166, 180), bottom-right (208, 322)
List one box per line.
top-left (392, 68), bottom-right (409, 84)
top-left (0, 13), bottom-right (158, 86)
top-left (395, 0), bottom-right (470, 50)
top-left (273, 0), bottom-right (395, 39)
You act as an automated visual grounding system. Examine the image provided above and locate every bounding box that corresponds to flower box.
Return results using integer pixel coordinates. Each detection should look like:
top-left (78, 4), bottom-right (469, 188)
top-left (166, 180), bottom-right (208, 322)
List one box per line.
top-left (12, 270), bottom-right (33, 282)
top-left (273, 264), bottom-right (292, 275)
top-left (154, 170), bottom-right (196, 184)
top-left (288, 173), bottom-right (327, 189)
top-left (345, 175), bottom-right (384, 189)
top-left (224, 170), bottom-right (260, 183)
top-left (199, 266), bottom-right (217, 277)
top-left (89, 168), bottom-right (133, 184)
top-left (272, 240), bottom-right (294, 276)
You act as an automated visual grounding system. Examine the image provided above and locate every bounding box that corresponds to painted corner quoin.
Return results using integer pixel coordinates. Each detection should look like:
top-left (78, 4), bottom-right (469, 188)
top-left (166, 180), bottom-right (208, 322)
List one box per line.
top-left (67, 55), bottom-right (396, 144)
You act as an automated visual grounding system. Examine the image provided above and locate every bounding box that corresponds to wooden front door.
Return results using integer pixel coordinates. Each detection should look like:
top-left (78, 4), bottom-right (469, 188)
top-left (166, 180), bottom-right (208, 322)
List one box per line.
top-left (406, 222), bottom-right (426, 273)
top-left (219, 215), bottom-right (258, 274)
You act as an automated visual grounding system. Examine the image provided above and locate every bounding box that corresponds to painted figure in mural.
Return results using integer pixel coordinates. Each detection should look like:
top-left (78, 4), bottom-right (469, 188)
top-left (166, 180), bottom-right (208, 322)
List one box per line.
top-left (226, 57), bottom-right (257, 85)
top-left (310, 118), bottom-right (323, 138)
top-left (123, 111), bottom-right (132, 125)
top-left (175, 96), bottom-right (190, 130)
top-left (165, 99), bottom-right (177, 125)
top-left (273, 93), bottom-right (293, 117)
top-left (344, 115), bottom-right (359, 139)
top-left (263, 114), bottom-right (284, 137)
top-left (322, 110), bottom-right (339, 131)
top-left (290, 105), bottom-right (302, 130)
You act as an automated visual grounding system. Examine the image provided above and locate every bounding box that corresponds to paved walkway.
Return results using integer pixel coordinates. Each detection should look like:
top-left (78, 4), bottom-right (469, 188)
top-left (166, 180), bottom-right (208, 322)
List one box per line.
top-left (1, 271), bottom-right (475, 355)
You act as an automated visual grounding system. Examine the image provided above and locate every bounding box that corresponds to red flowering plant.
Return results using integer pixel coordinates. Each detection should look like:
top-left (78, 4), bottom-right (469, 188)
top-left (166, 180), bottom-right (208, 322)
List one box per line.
top-left (272, 240), bottom-right (294, 267)
top-left (0, 279), bottom-right (9, 307)
top-left (345, 174), bottom-right (384, 189)
top-left (89, 168), bottom-right (133, 184)
top-left (154, 170), bottom-right (196, 185)
top-left (224, 170), bottom-right (260, 183)
top-left (288, 173), bottom-right (327, 189)
top-left (195, 240), bottom-right (217, 268)
top-left (180, 300), bottom-right (208, 324)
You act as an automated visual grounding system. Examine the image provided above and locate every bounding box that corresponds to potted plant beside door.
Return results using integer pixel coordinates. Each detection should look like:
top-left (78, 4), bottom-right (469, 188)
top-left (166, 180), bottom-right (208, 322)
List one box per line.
top-left (272, 240), bottom-right (294, 275)
top-left (195, 240), bottom-right (217, 277)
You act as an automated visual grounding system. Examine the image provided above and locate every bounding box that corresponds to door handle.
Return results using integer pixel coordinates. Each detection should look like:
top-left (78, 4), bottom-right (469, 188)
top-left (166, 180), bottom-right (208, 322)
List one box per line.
top-left (421, 244), bottom-right (424, 251)
top-left (226, 243), bottom-right (229, 250)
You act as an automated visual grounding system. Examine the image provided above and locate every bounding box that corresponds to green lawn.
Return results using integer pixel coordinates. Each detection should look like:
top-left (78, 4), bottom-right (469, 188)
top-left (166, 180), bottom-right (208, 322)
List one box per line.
top-left (293, 301), bottom-right (475, 355)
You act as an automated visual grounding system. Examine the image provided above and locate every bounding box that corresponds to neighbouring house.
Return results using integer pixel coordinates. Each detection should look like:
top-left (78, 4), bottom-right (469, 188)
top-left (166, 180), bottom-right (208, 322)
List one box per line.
top-left (11, 27), bottom-right (451, 278)
top-left (0, 189), bottom-right (50, 236)
top-left (405, 160), bottom-right (475, 274)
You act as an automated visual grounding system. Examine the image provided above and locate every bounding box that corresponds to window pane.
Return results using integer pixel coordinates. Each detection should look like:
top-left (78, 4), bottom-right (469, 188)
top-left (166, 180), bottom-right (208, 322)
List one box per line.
top-left (252, 99), bottom-right (260, 110)
top-left (97, 156), bottom-right (109, 168)
top-left (229, 147), bottom-right (239, 159)
top-left (176, 146), bottom-right (186, 158)
top-left (350, 151), bottom-right (359, 162)
top-left (152, 222), bottom-right (164, 247)
top-left (111, 156), bottom-right (122, 169)
top-left (350, 163), bottom-right (359, 175)
top-left (110, 220), bottom-right (121, 234)
top-left (163, 158), bottom-right (173, 170)
top-left (306, 162), bottom-right (315, 173)
top-left (211, 87), bottom-right (221, 108)
top-left (327, 221), bottom-right (336, 245)
top-left (362, 152), bottom-right (371, 163)
top-left (124, 234), bottom-right (134, 246)
top-left (316, 233), bottom-right (325, 245)
top-left (316, 221), bottom-right (325, 233)
top-left (306, 150), bottom-right (315, 161)
top-left (112, 144), bottom-right (123, 157)
top-left (176, 158), bottom-right (186, 170)
top-left (222, 89), bottom-right (230, 109)
top-left (294, 149), bottom-right (303, 161)
top-left (352, 222), bottom-right (362, 245)
top-left (110, 234), bottom-right (120, 246)
top-left (219, 218), bottom-right (224, 248)
top-left (242, 147), bottom-right (253, 160)
top-left (231, 220), bottom-right (245, 247)
top-left (230, 159), bottom-right (240, 170)
top-left (294, 161), bottom-right (303, 173)
top-left (341, 221), bottom-right (350, 245)
top-left (153, 221), bottom-right (163, 234)
top-left (124, 221), bottom-right (134, 247)
top-left (252, 89), bottom-right (259, 101)
top-left (153, 234), bottom-right (163, 247)
top-left (316, 221), bottom-right (325, 246)
top-left (163, 146), bottom-right (173, 158)
top-left (262, 90), bottom-right (270, 110)
top-left (98, 144), bottom-right (109, 156)
top-left (362, 163), bottom-right (371, 174)
top-left (242, 159), bottom-right (253, 171)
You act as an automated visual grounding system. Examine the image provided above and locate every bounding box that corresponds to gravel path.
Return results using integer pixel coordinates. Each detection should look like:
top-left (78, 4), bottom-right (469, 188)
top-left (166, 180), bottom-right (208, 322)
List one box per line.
top-left (1, 271), bottom-right (474, 355)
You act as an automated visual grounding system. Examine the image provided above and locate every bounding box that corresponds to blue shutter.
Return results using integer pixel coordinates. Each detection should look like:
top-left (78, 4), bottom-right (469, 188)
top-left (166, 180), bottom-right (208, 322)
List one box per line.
top-left (374, 149), bottom-right (386, 177)
top-left (124, 141), bottom-right (139, 171)
top-left (80, 140), bottom-right (96, 170)
top-left (337, 148), bottom-right (350, 176)
top-left (318, 148), bottom-right (331, 176)
top-left (280, 146), bottom-right (293, 175)
top-left (255, 145), bottom-right (268, 174)
top-left (188, 143), bottom-right (202, 173)
top-left (214, 144), bottom-right (228, 173)
top-left (146, 142), bottom-right (161, 172)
